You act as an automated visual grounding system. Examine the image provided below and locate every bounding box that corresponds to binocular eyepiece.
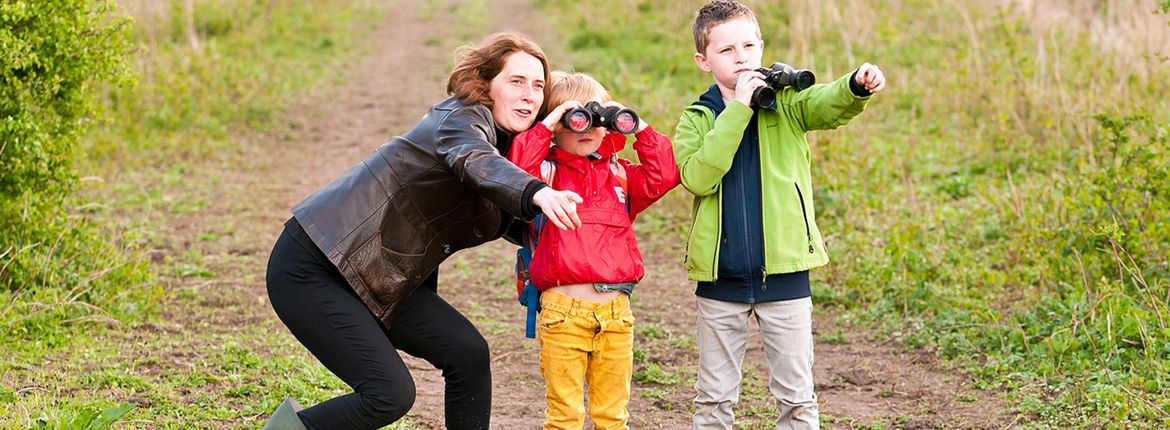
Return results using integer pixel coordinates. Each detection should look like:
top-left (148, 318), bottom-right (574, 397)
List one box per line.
top-left (751, 62), bottom-right (816, 108)
top-left (560, 101), bottom-right (640, 134)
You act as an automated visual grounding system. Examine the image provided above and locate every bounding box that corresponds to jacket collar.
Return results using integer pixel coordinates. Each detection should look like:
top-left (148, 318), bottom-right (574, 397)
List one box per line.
top-left (693, 84), bottom-right (726, 114)
top-left (691, 83), bottom-right (776, 113)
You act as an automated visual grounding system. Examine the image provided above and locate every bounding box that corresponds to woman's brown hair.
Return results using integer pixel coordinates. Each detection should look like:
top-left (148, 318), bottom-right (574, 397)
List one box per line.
top-left (447, 32), bottom-right (552, 117)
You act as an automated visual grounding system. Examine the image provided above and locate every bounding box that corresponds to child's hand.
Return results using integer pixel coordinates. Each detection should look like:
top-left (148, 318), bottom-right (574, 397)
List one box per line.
top-left (733, 70), bottom-right (767, 107)
top-left (601, 101), bottom-right (649, 133)
top-left (532, 187), bottom-right (583, 230)
top-left (541, 100), bottom-right (584, 130)
top-left (855, 63), bottom-right (886, 94)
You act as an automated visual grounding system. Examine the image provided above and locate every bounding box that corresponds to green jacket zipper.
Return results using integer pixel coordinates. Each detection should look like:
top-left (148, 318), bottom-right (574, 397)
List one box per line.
top-left (794, 182), bottom-right (814, 254)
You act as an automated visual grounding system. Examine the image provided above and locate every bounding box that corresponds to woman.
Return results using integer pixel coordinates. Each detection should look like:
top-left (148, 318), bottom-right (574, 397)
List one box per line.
top-left (262, 32), bottom-right (583, 430)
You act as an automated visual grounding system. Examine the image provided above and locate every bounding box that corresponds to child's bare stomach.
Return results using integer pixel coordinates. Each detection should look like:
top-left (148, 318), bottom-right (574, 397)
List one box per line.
top-left (546, 283), bottom-right (622, 303)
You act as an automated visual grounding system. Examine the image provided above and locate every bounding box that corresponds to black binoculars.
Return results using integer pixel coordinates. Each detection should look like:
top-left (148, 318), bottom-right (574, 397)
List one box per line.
top-left (560, 101), bottom-right (640, 134)
top-left (751, 62), bottom-right (816, 108)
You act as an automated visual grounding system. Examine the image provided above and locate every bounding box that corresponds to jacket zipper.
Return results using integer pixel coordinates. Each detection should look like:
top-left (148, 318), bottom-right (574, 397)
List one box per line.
top-left (736, 151), bottom-right (757, 302)
top-left (757, 122), bottom-right (768, 291)
top-left (794, 182), bottom-right (814, 254)
top-left (713, 187), bottom-right (721, 280)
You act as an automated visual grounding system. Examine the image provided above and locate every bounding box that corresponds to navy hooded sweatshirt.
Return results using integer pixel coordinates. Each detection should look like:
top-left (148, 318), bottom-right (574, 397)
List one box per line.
top-left (692, 84), bottom-right (811, 304)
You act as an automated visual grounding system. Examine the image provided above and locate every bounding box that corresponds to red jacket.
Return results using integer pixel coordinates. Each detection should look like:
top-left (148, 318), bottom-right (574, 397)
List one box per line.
top-left (507, 123), bottom-right (680, 290)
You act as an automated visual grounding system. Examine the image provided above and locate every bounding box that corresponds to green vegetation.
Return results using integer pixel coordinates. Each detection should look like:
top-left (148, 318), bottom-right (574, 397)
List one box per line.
top-left (2, 0), bottom-right (387, 427)
top-left (1, 0), bottom-right (149, 342)
top-left (537, 0), bottom-right (1170, 427)
top-left (84, 0), bottom-right (377, 167)
top-left (6, 0), bottom-right (1167, 427)
top-left (1, 0), bottom-right (130, 199)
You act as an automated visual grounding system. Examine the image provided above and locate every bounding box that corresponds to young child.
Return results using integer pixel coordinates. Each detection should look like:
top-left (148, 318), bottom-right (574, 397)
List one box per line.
top-left (674, 1), bottom-right (886, 429)
top-left (508, 71), bottom-right (680, 430)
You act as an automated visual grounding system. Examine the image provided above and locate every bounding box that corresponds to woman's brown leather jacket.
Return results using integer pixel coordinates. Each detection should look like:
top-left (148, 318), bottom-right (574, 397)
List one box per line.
top-left (292, 97), bottom-right (543, 327)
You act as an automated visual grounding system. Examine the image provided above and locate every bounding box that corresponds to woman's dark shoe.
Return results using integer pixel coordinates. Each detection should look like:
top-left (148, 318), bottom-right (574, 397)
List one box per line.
top-left (261, 397), bottom-right (307, 430)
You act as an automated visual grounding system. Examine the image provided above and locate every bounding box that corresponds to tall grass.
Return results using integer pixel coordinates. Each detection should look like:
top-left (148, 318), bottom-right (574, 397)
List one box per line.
top-left (3, 0), bottom-right (385, 427)
top-left (1, 0), bottom-right (150, 351)
top-left (84, 0), bottom-right (382, 167)
top-left (8, 0), bottom-right (384, 338)
top-left (537, 0), bottom-right (1170, 426)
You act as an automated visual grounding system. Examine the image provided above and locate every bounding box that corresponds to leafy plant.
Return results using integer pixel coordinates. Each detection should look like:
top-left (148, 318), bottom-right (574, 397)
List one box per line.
top-left (634, 363), bottom-right (680, 385)
top-left (31, 403), bottom-right (134, 430)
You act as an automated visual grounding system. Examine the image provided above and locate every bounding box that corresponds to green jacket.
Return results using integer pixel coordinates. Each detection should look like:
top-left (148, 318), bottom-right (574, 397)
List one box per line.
top-left (673, 72), bottom-right (871, 282)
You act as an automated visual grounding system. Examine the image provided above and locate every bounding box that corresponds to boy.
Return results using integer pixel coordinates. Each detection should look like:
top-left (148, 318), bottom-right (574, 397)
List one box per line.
top-left (673, 1), bottom-right (886, 429)
top-left (508, 72), bottom-right (680, 430)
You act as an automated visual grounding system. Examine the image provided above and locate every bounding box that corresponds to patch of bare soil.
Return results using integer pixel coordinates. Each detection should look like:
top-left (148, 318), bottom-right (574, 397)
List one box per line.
top-left (151, 0), bottom-right (1018, 428)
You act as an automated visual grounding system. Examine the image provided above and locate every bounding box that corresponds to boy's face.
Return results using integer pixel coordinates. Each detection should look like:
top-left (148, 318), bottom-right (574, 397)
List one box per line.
top-left (694, 18), bottom-right (763, 96)
top-left (553, 98), bottom-right (607, 157)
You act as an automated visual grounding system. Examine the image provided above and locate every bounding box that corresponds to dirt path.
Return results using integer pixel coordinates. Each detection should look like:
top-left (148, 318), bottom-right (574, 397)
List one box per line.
top-left (167, 0), bottom-right (1016, 428)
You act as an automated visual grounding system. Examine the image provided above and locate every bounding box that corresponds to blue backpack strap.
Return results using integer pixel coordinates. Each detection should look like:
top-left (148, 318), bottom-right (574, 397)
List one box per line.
top-left (516, 160), bottom-right (556, 339)
top-left (523, 291), bottom-right (539, 338)
top-left (518, 213), bottom-right (547, 338)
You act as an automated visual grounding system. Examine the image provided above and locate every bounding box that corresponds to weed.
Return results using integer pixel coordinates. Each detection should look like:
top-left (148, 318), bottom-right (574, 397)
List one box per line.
top-left (634, 363), bottom-right (679, 385)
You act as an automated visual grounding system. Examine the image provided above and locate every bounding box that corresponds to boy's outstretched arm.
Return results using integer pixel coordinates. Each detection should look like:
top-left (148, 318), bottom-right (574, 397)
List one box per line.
top-left (623, 127), bottom-right (681, 218)
top-left (784, 63), bottom-right (885, 131)
top-left (673, 102), bottom-right (753, 196)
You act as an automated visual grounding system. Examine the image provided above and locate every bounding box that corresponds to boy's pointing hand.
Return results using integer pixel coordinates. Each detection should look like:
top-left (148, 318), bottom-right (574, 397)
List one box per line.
top-left (855, 63), bottom-right (886, 94)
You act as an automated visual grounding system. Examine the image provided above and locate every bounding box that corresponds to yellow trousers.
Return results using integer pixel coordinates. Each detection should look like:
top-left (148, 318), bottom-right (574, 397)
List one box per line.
top-left (538, 291), bottom-right (635, 430)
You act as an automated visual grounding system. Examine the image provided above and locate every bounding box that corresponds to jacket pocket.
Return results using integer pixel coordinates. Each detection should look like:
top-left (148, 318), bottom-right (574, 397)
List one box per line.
top-left (533, 208), bottom-right (642, 286)
top-left (686, 196), bottom-right (719, 277)
top-left (346, 235), bottom-right (418, 307)
top-left (380, 194), bottom-right (428, 255)
top-left (793, 182), bottom-right (815, 254)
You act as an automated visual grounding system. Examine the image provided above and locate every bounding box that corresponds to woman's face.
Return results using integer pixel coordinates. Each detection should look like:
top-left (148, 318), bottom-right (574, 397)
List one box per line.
top-left (489, 52), bottom-right (546, 134)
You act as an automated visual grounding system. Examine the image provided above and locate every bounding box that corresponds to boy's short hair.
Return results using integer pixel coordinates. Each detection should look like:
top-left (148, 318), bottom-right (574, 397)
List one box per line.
top-left (692, 0), bottom-right (759, 54)
top-left (548, 71), bottom-right (611, 110)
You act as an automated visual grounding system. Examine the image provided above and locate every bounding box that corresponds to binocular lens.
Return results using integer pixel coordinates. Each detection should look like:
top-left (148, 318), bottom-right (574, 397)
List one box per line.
top-left (614, 112), bottom-right (637, 134)
top-left (567, 111), bottom-right (590, 132)
top-left (794, 71), bottom-right (815, 91)
top-left (560, 101), bottom-right (640, 134)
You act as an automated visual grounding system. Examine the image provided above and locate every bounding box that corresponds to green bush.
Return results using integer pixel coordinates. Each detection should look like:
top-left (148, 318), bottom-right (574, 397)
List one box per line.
top-left (0, 0), bottom-right (148, 331)
top-left (0, 0), bottom-right (131, 200)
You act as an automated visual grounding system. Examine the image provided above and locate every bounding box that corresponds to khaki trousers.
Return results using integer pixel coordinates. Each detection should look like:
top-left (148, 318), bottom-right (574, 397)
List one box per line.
top-left (693, 296), bottom-right (818, 430)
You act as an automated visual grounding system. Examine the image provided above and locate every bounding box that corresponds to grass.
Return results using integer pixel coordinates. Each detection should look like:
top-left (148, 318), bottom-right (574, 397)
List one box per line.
top-left (535, 0), bottom-right (1170, 427)
top-left (0, 0), bottom-right (403, 428)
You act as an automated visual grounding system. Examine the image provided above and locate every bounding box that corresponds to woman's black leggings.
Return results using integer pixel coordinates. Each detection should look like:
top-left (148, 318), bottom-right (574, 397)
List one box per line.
top-left (265, 218), bottom-right (491, 430)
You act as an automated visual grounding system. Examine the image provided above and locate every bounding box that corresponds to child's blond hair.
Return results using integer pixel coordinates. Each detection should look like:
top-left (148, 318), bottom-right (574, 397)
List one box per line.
top-left (548, 71), bottom-right (611, 109)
